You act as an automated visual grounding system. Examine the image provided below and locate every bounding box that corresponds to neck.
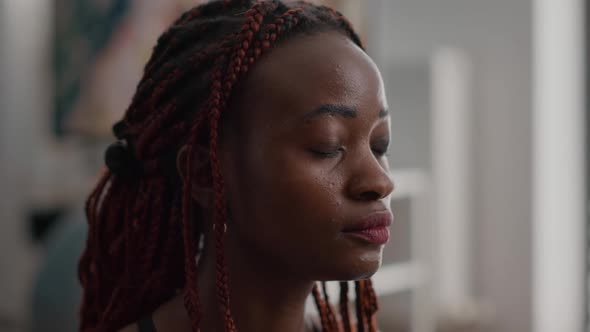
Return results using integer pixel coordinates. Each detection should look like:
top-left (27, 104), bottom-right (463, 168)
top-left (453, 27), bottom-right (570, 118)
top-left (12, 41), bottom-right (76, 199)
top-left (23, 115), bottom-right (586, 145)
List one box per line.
top-left (195, 230), bottom-right (315, 332)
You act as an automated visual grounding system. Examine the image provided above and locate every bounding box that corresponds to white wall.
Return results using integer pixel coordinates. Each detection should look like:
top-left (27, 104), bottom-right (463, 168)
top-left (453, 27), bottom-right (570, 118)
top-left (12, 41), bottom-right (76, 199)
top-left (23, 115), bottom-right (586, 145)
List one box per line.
top-left (0, 0), bottom-right (50, 324)
top-left (532, 0), bottom-right (586, 330)
top-left (366, 0), bottom-right (533, 331)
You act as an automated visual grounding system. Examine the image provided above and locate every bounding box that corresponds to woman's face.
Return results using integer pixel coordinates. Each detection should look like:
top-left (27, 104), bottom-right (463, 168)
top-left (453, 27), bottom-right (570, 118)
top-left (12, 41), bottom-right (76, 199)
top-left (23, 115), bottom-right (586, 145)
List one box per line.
top-left (221, 31), bottom-right (394, 281)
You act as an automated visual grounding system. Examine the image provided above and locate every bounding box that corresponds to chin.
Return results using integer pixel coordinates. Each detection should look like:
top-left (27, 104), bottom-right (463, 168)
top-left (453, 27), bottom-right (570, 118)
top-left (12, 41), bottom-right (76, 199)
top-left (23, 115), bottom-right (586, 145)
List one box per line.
top-left (350, 262), bottom-right (382, 280)
top-left (324, 251), bottom-right (383, 281)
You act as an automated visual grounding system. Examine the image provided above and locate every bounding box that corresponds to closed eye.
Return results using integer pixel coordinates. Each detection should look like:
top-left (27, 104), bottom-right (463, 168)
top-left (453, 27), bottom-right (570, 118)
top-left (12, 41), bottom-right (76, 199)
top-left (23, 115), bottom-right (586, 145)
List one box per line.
top-left (310, 146), bottom-right (345, 159)
top-left (372, 139), bottom-right (389, 157)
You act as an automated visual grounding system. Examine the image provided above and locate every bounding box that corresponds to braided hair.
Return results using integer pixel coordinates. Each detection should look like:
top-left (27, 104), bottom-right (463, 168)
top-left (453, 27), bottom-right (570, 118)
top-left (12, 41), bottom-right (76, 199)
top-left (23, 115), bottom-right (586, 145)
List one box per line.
top-left (79, 1), bottom-right (379, 331)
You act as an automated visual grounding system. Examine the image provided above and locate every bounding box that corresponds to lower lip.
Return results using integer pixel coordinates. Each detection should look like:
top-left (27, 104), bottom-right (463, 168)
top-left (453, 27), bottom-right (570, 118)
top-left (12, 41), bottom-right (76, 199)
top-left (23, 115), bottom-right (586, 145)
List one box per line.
top-left (343, 226), bottom-right (390, 245)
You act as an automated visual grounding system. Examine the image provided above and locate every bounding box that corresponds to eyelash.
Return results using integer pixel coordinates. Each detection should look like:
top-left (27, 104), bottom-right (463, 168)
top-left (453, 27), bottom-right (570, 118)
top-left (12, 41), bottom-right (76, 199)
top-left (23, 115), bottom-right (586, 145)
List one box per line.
top-left (373, 140), bottom-right (390, 157)
top-left (310, 144), bottom-right (389, 159)
top-left (311, 147), bottom-right (345, 159)
top-left (372, 147), bottom-right (389, 157)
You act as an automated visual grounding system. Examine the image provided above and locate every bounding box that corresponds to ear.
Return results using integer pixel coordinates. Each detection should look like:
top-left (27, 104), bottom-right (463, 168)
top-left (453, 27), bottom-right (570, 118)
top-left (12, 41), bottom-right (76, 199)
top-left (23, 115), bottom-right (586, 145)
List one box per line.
top-left (176, 144), bottom-right (213, 207)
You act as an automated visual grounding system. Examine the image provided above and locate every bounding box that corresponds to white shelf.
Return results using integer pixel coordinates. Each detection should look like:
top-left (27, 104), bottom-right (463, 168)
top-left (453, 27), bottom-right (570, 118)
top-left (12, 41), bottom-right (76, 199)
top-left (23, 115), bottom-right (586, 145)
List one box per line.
top-left (328, 262), bottom-right (425, 299)
top-left (305, 262), bottom-right (426, 315)
top-left (372, 262), bottom-right (426, 296)
top-left (390, 168), bottom-right (429, 200)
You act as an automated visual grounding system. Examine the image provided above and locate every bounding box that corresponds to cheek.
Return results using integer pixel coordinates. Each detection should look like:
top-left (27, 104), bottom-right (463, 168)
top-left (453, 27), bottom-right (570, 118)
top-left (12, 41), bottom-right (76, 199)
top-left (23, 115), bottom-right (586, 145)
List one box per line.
top-left (227, 150), bottom-right (344, 256)
top-left (237, 153), bottom-right (344, 234)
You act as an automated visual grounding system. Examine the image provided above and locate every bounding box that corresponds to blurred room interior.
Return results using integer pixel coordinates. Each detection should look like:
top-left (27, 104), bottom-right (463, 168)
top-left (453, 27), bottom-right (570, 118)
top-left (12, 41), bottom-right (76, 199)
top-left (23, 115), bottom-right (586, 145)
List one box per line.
top-left (0, 0), bottom-right (586, 331)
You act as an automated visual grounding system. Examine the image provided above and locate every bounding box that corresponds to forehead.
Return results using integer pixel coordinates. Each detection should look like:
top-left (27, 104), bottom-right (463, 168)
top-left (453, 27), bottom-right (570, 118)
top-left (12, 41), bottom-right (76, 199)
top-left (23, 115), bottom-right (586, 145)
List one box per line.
top-left (232, 31), bottom-right (386, 125)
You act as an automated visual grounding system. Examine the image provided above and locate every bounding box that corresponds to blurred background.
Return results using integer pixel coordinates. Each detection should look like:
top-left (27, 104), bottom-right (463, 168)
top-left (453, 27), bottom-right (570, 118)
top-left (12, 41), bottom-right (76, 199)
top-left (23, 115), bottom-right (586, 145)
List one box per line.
top-left (0, 0), bottom-right (586, 331)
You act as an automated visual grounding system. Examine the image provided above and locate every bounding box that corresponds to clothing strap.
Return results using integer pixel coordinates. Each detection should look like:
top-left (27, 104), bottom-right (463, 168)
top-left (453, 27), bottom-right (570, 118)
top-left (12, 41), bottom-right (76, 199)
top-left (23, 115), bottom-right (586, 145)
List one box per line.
top-left (136, 314), bottom-right (322, 332)
top-left (136, 315), bottom-right (157, 332)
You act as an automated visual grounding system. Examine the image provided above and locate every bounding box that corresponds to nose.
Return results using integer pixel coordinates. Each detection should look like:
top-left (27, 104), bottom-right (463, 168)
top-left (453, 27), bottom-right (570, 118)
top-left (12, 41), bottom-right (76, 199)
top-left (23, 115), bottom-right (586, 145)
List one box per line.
top-left (347, 155), bottom-right (395, 202)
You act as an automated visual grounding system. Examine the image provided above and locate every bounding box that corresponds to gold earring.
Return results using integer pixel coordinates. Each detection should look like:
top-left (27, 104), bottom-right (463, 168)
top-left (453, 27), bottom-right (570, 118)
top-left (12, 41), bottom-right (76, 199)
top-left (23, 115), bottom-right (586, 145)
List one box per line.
top-left (213, 222), bottom-right (227, 233)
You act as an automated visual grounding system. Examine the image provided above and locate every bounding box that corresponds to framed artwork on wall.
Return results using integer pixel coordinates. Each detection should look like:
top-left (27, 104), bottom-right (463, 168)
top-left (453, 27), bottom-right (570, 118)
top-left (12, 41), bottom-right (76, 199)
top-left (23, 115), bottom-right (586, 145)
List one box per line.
top-left (53, 0), bottom-right (197, 138)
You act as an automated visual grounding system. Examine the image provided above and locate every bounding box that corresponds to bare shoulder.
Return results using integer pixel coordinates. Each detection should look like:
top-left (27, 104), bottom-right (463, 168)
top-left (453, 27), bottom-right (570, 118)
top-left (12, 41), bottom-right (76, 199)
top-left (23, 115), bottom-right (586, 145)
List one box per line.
top-left (116, 292), bottom-right (190, 332)
top-left (118, 323), bottom-right (139, 332)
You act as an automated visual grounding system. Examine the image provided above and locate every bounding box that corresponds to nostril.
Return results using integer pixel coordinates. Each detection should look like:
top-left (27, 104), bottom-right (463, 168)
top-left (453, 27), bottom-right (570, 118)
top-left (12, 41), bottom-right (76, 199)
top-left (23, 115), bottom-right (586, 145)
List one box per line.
top-left (358, 191), bottom-right (381, 201)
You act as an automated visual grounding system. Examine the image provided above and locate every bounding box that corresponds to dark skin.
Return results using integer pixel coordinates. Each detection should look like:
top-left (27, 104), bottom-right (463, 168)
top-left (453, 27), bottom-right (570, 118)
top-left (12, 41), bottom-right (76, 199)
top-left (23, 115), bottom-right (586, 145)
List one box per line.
top-left (120, 30), bottom-right (394, 332)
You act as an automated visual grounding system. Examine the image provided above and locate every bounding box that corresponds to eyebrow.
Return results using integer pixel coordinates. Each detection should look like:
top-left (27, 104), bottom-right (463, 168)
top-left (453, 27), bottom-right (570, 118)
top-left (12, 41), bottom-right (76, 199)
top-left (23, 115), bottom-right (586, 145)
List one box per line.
top-left (303, 104), bottom-right (389, 122)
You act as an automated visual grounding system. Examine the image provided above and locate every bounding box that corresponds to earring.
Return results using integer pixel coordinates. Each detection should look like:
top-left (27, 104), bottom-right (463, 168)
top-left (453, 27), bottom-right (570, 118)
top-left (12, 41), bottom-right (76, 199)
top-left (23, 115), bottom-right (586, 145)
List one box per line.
top-left (213, 222), bottom-right (228, 233)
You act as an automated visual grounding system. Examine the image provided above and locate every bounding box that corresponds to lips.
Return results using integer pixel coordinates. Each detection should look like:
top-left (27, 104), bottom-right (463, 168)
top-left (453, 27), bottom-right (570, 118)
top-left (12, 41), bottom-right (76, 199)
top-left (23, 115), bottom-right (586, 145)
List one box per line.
top-left (342, 211), bottom-right (393, 245)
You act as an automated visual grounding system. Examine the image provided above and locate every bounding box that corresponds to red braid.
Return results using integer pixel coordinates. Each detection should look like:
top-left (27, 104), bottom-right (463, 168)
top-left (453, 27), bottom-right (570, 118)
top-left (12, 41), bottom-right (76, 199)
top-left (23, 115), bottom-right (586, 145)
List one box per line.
top-left (364, 279), bottom-right (379, 332)
top-left (181, 143), bottom-right (203, 331)
top-left (339, 281), bottom-right (352, 332)
top-left (312, 283), bottom-right (333, 332)
top-left (206, 7), bottom-right (264, 330)
top-left (355, 280), bottom-right (368, 332)
top-left (321, 281), bottom-right (339, 331)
